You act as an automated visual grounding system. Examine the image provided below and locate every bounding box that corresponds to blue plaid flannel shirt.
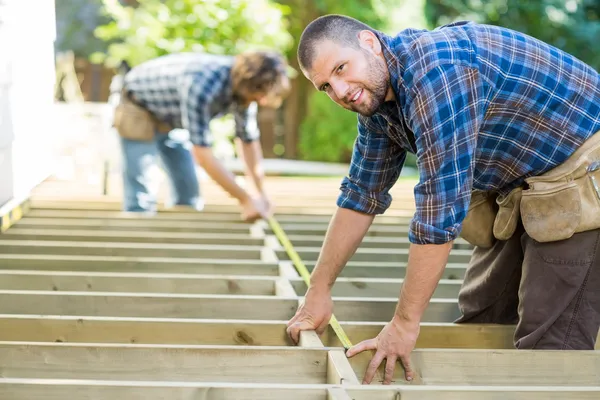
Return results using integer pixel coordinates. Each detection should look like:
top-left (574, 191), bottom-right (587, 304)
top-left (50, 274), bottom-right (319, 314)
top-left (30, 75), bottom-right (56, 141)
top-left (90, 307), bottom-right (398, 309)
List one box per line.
top-left (123, 53), bottom-right (260, 147)
top-left (337, 21), bottom-right (600, 245)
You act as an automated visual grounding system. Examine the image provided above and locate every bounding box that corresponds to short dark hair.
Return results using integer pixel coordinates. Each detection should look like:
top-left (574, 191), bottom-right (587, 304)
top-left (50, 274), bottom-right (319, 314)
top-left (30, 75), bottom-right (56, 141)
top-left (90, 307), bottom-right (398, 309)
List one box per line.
top-left (298, 14), bottom-right (376, 72)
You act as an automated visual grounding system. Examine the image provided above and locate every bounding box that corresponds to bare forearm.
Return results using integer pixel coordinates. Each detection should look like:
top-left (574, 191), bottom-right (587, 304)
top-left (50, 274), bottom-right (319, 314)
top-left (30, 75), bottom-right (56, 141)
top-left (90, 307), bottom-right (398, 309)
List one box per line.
top-left (395, 242), bottom-right (452, 323)
top-left (236, 139), bottom-right (265, 195)
top-left (192, 145), bottom-right (249, 202)
top-left (310, 207), bottom-right (375, 290)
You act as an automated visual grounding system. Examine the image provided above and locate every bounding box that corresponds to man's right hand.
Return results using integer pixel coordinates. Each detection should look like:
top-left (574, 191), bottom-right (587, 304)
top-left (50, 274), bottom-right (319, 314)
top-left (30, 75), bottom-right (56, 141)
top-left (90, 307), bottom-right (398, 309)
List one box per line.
top-left (286, 286), bottom-right (333, 344)
top-left (240, 196), bottom-right (272, 222)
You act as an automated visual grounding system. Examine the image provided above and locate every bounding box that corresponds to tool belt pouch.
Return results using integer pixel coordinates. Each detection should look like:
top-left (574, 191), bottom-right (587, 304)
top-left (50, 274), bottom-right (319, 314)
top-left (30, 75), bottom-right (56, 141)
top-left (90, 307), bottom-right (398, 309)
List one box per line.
top-left (520, 131), bottom-right (600, 243)
top-left (113, 94), bottom-right (156, 142)
top-left (460, 190), bottom-right (498, 248)
top-left (493, 187), bottom-right (522, 241)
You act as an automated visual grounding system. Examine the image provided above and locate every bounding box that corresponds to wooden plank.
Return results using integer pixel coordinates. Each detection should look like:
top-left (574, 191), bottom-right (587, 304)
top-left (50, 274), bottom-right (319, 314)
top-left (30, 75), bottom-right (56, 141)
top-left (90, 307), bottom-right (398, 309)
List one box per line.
top-left (25, 208), bottom-right (415, 225)
top-left (0, 291), bottom-right (298, 320)
top-left (0, 380), bottom-right (330, 400)
top-left (2, 228), bottom-right (264, 246)
top-left (1, 380), bottom-right (598, 400)
top-left (320, 262), bottom-right (467, 280)
top-left (292, 277), bottom-right (462, 299)
top-left (346, 386), bottom-right (600, 400)
top-left (0, 271), bottom-right (276, 295)
top-left (0, 317), bottom-right (518, 349)
top-left (0, 316), bottom-right (293, 346)
top-left (287, 234), bottom-right (472, 250)
top-left (0, 196), bottom-right (30, 233)
top-left (347, 348), bottom-right (600, 386)
top-left (0, 254), bottom-right (280, 275)
top-left (13, 218), bottom-right (255, 233)
top-left (0, 291), bottom-right (460, 322)
top-left (0, 240), bottom-right (264, 259)
top-left (280, 247), bottom-right (473, 264)
top-left (327, 350), bottom-right (360, 385)
top-left (0, 343), bottom-right (329, 383)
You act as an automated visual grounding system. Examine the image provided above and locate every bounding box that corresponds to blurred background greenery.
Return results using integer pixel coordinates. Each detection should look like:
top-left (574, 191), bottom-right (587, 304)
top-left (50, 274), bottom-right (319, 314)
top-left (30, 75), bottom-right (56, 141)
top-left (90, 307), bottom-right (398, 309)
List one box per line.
top-left (54, 0), bottom-right (600, 168)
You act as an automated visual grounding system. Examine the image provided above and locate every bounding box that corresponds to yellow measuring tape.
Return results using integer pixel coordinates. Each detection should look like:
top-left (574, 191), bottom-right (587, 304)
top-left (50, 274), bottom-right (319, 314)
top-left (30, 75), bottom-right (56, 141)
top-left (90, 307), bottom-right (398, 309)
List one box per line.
top-left (267, 216), bottom-right (353, 350)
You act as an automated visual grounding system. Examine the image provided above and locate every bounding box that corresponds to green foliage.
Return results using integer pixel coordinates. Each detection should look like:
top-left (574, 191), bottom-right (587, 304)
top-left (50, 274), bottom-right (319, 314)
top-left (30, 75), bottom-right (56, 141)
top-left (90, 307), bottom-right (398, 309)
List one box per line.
top-left (91, 0), bottom-right (294, 67)
top-left (424, 0), bottom-right (600, 70)
top-left (55, 0), bottom-right (111, 58)
top-left (298, 92), bottom-right (359, 163)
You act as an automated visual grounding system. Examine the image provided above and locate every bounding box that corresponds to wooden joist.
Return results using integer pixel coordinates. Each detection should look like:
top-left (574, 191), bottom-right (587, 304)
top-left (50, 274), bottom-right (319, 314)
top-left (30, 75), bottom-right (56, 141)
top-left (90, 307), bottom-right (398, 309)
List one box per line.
top-left (0, 342), bottom-right (598, 387)
top-left (0, 291), bottom-right (461, 322)
top-left (0, 380), bottom-right (598, 400)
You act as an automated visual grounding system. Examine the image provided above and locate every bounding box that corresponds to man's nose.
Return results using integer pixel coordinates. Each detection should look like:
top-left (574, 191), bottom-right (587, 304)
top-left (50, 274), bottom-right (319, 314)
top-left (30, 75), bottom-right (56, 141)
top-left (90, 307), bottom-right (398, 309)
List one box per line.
top-left (330, 80), bottom-right (349, 101)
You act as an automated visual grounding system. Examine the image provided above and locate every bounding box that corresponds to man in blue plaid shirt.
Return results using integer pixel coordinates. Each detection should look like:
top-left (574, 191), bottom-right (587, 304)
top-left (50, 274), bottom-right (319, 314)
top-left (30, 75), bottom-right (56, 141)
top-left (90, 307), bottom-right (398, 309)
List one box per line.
top-left (287, 15), bottom-right (600, 384)
top-left (114, 51), bottom-right (289, 221)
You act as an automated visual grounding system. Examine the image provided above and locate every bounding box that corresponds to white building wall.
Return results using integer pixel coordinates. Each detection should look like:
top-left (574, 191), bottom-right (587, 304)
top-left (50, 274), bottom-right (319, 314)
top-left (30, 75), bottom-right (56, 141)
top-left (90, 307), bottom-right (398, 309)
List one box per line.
top-left (0, 0), bottom-right (56, 206)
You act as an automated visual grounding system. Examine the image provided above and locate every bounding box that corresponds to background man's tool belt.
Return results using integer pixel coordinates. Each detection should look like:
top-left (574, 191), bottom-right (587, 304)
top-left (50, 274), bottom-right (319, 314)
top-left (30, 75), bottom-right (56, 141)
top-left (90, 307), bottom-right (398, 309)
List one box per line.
top-left (461, 130), bottom-right (600, 248)
top-left (113, 88), bottom-right (172, 141)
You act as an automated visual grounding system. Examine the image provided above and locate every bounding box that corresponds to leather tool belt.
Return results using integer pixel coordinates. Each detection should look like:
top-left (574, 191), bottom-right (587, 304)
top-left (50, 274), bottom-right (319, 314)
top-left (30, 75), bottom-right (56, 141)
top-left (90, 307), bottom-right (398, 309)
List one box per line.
top-left (461, 129), bottom-right (600, 248)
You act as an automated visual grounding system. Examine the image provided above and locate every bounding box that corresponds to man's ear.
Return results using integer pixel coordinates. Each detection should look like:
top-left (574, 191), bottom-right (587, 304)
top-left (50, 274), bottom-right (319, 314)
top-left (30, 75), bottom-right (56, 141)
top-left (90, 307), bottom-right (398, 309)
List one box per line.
top-left (357, 30), bottom-right (382, 55)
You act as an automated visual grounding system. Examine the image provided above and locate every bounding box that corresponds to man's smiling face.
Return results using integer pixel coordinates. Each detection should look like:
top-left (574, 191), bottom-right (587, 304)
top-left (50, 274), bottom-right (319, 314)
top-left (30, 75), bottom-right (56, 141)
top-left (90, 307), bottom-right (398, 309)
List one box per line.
top-left (303, 31), bottom-right (392, 117)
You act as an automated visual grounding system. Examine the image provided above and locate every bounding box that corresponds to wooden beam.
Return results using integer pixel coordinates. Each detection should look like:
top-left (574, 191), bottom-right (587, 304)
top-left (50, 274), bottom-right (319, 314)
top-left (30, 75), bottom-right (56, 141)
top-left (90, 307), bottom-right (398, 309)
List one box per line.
top-left (285, 234), bottom-right (472, 250)
top-left (0, 291), bottom-right (461, 322)
top-left (318, 262), bottom-right (467, 280)
top-left (2, 228), bottom-right (265, 246)
top-left (346, 386), bottom-right (600, 400)
top-left (13, 218), bottom-right (255, 234)
top-left (0, 196), bottom-right (30, 233)
top-left (0, 254), bottom-right (280, 275)
top-left (0, 317), bottom-right (543, 349)
top-left (0, 343), bottom-right (330, 383)
top-left (347, 348), bottom-right (600, 386)
top-left (0, 380), bottom-right (598, 400)
top-left (25, 208), bottom-right (415, 225)
top-left (0, 240), bottom-right (265, 259)
top-left (291, 277), bottom-right (462, 298)
top-left (0, 380), bottom-right (330, 400)
top-left (0, 316), bottom-right (293, 346)
top-left (279, 247), bottom-right (473, 264)
top-left (0, 271), bottom-right (277, 295)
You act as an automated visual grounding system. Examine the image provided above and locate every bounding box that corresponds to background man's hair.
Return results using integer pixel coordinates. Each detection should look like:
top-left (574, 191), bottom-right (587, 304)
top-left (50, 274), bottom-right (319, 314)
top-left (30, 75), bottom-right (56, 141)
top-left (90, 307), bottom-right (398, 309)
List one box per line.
top-left (231, 50), bottom-right (291, 105)
top-left (298, 14), bottom-right (375, 72)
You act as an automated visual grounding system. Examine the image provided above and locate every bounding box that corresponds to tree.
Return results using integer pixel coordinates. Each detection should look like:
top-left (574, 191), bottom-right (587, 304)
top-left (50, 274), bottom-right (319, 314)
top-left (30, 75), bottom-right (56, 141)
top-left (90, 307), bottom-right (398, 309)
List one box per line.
top-left (424, 0), bottom-right (600, 70)
top-left (91, 0), bottom-right (294, 67)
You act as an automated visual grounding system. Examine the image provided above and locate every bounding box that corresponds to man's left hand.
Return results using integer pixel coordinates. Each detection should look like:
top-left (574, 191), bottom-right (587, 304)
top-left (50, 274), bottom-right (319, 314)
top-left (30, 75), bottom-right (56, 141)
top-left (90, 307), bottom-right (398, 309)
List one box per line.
top-left (345, 315), bottom-right (420, 384)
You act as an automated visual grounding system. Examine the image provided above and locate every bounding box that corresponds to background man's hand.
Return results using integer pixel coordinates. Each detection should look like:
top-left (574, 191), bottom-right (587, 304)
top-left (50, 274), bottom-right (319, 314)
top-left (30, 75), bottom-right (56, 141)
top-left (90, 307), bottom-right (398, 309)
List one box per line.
top-left (346, 315), bottom-right (419, 384)
top-left (240, 196), bottom-right (272, 222)
top-left (286, 286), bottom-right (333, 343)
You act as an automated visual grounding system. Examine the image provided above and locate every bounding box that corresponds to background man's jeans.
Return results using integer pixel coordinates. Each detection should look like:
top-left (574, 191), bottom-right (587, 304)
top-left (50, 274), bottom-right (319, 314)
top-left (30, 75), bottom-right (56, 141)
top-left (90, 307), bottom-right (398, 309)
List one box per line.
top-left (120, 130), bottom-right (203, 213)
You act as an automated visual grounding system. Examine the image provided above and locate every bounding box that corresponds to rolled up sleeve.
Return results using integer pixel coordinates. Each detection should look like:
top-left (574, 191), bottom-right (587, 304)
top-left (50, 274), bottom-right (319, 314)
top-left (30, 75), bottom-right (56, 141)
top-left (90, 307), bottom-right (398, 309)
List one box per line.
top-left (337, 115), bottom-right (406, 215)
top-left (405, 64), bottom-right (482, 244)
top-left (234, 101), bottom-right (260, 143)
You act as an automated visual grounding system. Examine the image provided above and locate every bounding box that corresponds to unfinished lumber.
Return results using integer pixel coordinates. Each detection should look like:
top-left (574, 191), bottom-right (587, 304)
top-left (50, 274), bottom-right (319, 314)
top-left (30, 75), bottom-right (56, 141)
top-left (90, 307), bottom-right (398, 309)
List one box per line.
top-left (0, 271), bottom-right (277, 295)
top-left (0, 291), bottom-right (460, 322)
top-left (0, 343), bottom-right (330, 384)
top-left (278, 247), bottom-right (473, 263)
top-left (347, 348), bottom-right (600, 386)
top-left (2, 228), bottom-right (265, 246)
top-left (13, 218), bottom-right (256, 233)
top-left (291, 277), bottom-right (462, 298)
top-left (0, 240), bottom-right (265, 259)
top-left (1, 380), bottom-right (598, 400)
top-left (0, 317), bottom-right (544, 349)
top-left (0, 254), bottom-right (280, 275)
top-left (283, 234), bottom-right (472, 250)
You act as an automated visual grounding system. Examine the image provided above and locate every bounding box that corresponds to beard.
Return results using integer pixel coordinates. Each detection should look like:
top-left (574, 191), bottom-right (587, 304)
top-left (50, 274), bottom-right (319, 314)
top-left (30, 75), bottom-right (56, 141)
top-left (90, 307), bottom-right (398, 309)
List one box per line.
top-left (349, 54), bottom-right (389, 117)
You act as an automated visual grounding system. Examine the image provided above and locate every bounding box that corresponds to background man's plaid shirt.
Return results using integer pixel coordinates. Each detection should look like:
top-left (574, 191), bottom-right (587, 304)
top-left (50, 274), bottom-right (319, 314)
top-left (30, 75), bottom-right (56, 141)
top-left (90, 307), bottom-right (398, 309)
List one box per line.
top-left (123, 53), bottom-right (260, 147)
top-left (337, 21), bottom-right (600, 245)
